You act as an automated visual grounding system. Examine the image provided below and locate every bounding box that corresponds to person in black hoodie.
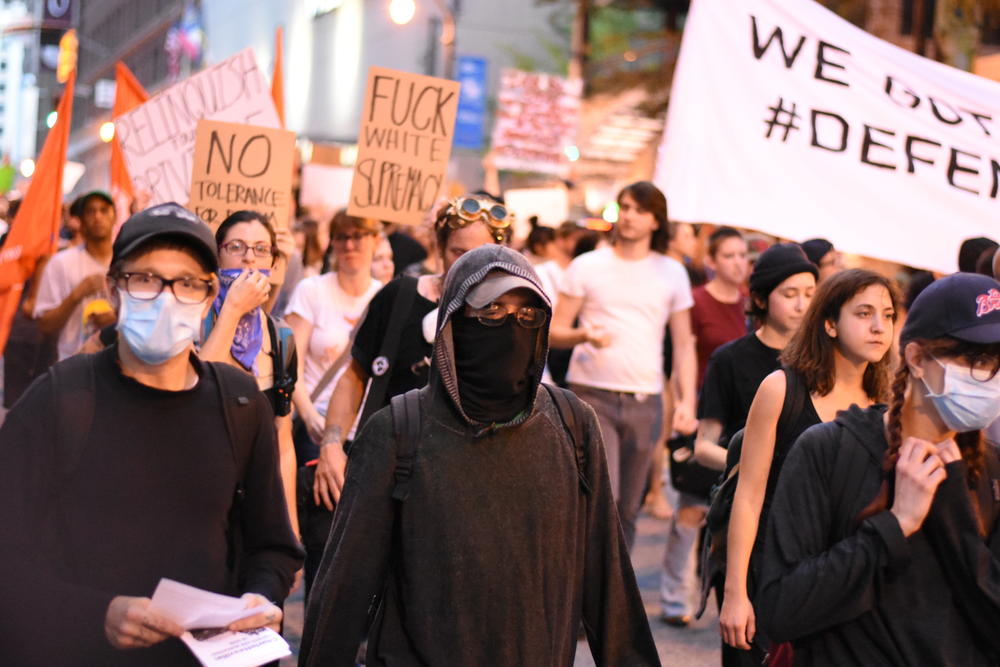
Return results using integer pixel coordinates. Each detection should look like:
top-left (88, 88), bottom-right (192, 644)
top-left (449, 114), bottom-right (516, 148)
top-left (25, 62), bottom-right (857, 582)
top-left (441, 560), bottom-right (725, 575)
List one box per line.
top-left (301, 245), bottom-right (660, 666)
top-left (757, 272), bottom-right (1000, 666)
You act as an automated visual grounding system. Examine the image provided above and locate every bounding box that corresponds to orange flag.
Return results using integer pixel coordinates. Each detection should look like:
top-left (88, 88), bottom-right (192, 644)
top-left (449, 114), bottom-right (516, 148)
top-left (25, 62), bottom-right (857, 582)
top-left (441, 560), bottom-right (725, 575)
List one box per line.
top-left (271, 26), bottom-right (285, 127)
top-left (0, 71), bottom-right (76, 355)
top-left (110, 62), bottom-right (149, 226)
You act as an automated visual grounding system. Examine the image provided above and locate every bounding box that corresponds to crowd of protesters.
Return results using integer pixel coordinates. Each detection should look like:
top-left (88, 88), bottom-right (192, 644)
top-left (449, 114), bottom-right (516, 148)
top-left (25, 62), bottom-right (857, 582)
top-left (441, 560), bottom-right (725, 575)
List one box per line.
top-left (2, 177), bottom-right (1000, 667)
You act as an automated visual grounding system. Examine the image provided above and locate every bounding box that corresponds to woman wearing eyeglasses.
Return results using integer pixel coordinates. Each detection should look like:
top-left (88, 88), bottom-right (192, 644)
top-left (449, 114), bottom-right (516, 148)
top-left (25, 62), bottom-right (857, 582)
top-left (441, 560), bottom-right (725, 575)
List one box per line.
top-left (283, 211), bottom-right (384, 465)
top-left (201, 209), bottom-right (301, 538)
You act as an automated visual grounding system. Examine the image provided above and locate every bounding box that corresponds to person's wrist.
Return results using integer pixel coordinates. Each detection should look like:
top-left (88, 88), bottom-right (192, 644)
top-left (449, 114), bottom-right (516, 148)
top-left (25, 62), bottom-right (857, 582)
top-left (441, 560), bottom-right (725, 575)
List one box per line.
top-left (890, 508), bottom-right (917, 537)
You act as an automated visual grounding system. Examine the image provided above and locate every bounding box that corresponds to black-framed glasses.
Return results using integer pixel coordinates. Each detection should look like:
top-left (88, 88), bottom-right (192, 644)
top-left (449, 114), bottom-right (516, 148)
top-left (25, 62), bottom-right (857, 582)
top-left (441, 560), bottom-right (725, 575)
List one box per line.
top-left (219, 239), bottom-right (274, 258)
top-left (468, 303), bottom-right (548, 329)
top-left (115, 272), bottom-right (214, 304)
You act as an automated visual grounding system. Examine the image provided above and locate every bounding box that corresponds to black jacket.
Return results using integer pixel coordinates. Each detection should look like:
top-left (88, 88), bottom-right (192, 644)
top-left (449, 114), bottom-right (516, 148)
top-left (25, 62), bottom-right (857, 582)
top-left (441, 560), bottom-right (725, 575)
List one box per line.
top-left (301, 245), bottom-right (659, 666)
top-left (757, 404), bottom-right (1000, 666)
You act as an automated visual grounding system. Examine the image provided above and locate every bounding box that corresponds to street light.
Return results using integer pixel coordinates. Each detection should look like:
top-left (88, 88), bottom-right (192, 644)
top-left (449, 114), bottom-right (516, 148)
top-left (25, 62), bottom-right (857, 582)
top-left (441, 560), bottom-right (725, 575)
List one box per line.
top-left (20, 158), bottom-right (35, 178)
top-left (388, 0), bottom-right (416, 25)
top-left (387, 0), bottom-right (456, 79)
top-left (99, 121), bottom-right (116, 143)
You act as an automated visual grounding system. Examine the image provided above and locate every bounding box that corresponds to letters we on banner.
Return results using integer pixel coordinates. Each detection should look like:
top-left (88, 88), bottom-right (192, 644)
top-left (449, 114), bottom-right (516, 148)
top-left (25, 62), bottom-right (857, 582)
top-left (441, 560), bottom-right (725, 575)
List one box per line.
top-left (348, 66), bottom-right (460, 226)
top-left (116, 48), bottom-right (281, 207)
top-left (189, 120), bottom-right (295, 232)
top-left (655, 0), bottom-right (1000, 272)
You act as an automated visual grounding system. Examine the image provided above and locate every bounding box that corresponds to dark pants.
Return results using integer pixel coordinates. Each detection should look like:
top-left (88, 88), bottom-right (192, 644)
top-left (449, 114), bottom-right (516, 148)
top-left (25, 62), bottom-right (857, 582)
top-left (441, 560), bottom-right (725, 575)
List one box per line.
top-left (570, 384), bottom-right (662, 548)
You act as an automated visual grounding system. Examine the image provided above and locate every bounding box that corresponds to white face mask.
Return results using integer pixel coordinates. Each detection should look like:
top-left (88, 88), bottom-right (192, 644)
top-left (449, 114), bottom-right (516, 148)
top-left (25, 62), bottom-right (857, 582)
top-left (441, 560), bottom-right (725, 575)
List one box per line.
top-left (922, 356), bottom-right (1000, 432)
top-left (116, 289), bottom-right (204, 365)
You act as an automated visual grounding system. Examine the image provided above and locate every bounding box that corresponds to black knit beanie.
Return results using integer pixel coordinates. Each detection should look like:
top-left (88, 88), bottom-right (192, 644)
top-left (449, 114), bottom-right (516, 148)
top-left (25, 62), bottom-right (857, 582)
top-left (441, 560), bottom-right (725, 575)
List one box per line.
top-left (749, 242), bottom-right (819, 297)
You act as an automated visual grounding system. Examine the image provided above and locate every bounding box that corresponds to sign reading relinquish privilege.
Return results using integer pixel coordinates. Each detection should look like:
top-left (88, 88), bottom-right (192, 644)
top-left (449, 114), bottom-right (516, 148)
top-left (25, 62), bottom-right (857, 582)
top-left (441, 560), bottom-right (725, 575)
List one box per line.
top-left (655, 0), bottom-right (1000, 273)
top-left (116, 48), bottom-right (281, 207)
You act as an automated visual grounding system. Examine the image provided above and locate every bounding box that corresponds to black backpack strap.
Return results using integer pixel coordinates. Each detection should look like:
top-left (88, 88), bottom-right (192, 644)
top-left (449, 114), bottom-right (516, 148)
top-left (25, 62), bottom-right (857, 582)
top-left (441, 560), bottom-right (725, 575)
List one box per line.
top-left (359, 278), bottom-right (419, 430)
top-left (207, 362), bottom-right (258, 573)
top-left (52, 353), bottom-right (98, 488)
top-left (390, 389), bottom-right (422, 502)
top-left (543, 383), bottom-right (591, 495)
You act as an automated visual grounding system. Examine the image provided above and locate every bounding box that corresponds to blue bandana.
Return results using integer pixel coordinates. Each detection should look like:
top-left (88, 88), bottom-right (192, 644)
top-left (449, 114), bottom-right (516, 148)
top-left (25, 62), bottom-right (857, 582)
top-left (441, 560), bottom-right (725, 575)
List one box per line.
top-left (212, 268), bottom-right (269, 374)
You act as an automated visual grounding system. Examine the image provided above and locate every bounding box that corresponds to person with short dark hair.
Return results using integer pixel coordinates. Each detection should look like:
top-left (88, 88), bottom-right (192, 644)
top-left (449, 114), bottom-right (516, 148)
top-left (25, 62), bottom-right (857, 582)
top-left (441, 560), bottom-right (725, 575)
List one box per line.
top-left (34, 190), bottom-right (117, 359)
top-left (301, 245), bottom-right (660, 666)
top-left (959, 236), bottom-right (998, 274)
top-left (0, 203), bottom-right (303, 663)
top-left (800, 238), bottom-right (842, 282)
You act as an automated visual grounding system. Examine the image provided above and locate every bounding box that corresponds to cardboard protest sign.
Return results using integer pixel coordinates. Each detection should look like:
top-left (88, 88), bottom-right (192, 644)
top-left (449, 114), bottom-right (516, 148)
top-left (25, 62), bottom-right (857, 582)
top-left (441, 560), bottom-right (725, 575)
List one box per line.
top-left (491, 69), bottom-right (582, 178)
top-left (188, 120), bottom-right (295, 232)
top-left (348, 66), bottom-right (460, 226)
top-left (655, 0), bottom-right (1000, 273)
top-left (116, 48), bottom-right (281, 207)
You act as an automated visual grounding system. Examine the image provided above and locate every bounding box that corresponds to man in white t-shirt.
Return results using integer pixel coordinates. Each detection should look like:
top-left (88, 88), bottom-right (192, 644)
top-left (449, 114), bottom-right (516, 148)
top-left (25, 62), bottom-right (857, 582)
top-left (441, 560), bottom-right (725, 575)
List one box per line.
top-left (550, 181), bottom-right (697, 548)
top-left (34, 191), bottom-right (116, 359)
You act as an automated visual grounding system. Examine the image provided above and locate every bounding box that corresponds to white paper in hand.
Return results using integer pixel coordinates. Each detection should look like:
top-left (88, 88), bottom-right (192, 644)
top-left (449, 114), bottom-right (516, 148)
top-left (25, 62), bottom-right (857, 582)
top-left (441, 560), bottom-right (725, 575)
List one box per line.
top-left (148, 578), bottom-right (262, 629)
top-left (181, 628), bottom-right (291, 667)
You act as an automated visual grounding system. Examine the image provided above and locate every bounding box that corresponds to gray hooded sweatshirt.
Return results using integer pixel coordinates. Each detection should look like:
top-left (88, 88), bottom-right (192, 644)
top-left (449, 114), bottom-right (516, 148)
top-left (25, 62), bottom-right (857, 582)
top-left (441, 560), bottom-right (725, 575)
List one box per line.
top-left (302, 245), bottom-right (659, 666)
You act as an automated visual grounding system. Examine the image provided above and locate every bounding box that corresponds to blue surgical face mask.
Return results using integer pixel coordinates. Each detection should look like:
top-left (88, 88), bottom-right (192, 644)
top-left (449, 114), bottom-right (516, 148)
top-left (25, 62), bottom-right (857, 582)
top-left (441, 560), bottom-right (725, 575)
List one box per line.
top-left (922, 356), bottom-right (1000, 432)
top-left (116, 289), bottom-right (205, 365)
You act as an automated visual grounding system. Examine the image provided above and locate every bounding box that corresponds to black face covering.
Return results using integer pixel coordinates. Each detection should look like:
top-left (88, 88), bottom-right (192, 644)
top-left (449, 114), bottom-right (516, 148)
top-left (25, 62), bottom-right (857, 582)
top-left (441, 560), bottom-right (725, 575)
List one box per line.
top-left (450, 314), bottom-right (538, 424)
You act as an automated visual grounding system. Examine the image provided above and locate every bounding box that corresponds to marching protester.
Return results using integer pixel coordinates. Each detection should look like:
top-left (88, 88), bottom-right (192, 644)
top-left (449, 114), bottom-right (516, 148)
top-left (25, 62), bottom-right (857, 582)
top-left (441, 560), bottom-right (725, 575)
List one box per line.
top-left (33, 190), bottom-right (117, 360)
top-left (800, 238), bottom-right (844, 283)
top-left (657, 243), bottom-right (816, 626)
top-left (551, 181), bottom-right (698, 549)
top-left (756, 272), bottom-right (1000, 666)
top-left (371, 232), bottom-right (395, 284)
top-left (301, 245), bottom-right (660, 666)
top-left (285, 210), bottom-right (383, 464)
top-left (959, 236), bottom-right (998, 274)
top-left (719, 269), bottom-right (898, 665)
top-left (301, 194), bottom-right (507, 592)
top-left (200, 209), bottom-right (300, 538)
top-left (0, 203), bottom-right (302, 663)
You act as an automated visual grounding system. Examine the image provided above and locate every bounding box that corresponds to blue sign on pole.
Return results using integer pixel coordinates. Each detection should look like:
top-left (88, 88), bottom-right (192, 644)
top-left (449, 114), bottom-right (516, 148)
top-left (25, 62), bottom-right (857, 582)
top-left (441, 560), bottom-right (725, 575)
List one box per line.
top-left (454, 56), bottom-right (487, 150)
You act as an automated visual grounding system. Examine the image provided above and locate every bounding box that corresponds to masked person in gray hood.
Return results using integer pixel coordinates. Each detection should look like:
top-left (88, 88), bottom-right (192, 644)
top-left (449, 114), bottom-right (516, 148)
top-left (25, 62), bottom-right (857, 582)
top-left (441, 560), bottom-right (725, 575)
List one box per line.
top-left (301, 245), bottom-right (660, 666)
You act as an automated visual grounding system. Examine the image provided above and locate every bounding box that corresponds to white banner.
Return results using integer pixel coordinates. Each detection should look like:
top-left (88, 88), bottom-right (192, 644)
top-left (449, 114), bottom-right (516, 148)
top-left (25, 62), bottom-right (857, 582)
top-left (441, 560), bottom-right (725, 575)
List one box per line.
top-left (655, 0), bottom-right (1000, 273)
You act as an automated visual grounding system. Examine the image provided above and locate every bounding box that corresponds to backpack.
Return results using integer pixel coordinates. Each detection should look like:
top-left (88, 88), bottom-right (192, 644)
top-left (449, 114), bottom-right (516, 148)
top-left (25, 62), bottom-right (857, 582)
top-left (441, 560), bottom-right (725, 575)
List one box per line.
top-left (49, 351), bottom-right (262, 583)
top-left (696, 367), bottom-right (809, 618)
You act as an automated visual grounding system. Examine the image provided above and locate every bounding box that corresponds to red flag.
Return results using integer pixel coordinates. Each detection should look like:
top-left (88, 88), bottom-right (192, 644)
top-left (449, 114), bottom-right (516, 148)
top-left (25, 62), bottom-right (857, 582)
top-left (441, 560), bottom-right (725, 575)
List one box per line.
top-left (0, 71), bottom-right (76, 355)
top-left (271, 26), bottom-right (285, 127)
top-left (110, 62), bottom-right (149, 226)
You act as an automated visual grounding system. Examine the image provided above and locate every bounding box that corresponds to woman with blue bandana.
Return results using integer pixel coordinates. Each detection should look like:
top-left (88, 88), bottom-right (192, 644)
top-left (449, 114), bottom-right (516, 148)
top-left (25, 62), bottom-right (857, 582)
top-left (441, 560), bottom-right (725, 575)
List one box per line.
top-left (201, 210), bottom-right (300, 539)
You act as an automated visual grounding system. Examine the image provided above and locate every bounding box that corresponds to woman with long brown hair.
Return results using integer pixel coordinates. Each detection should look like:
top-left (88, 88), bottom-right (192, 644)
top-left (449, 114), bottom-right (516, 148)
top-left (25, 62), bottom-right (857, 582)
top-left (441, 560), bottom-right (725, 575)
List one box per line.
top-left (756, 273), bottom-right (1000, 666)
top-left (719, 269), bottom-right (898, 664)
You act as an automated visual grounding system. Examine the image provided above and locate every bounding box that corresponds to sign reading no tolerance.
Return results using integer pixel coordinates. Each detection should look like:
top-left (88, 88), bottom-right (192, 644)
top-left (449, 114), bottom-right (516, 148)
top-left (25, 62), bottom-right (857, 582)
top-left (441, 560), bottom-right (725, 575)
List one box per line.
top-left (655, 0), bottom-right (1000, 273)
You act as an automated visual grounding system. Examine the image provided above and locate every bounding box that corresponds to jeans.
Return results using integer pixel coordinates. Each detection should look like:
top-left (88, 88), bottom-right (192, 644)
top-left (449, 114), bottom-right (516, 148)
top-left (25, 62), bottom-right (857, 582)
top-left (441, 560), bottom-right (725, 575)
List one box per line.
top-left (570, 384), bottom-right (662, 549)
top-left (660, 492), bottom-right (707, 617)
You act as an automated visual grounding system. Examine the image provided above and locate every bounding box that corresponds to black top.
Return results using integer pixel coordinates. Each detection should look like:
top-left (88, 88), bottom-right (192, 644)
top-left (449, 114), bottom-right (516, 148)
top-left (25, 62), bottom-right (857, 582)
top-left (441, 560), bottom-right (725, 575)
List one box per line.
top-left (0, 347), bottom-right (303, 664)
top-left (697, 332), bottom-right (782, 444)
top-left (352, 276), bottom-right (437, 411)
top-left (758, 405), bottom-right (1000, 666)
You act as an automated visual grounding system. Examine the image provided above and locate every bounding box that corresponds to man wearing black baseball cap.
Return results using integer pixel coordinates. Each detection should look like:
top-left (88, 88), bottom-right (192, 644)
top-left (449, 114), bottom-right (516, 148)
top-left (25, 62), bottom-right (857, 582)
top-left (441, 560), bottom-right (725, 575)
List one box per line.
top-left (0, 203), bottom-right (302, 663)
top-left (34, 190), bottom-right (117, 360)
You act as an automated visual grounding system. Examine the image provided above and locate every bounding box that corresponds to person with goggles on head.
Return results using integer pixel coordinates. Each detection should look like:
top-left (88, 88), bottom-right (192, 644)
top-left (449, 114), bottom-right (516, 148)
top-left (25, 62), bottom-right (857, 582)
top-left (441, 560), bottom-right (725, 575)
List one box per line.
top-left (302, 245), bottom-right (660, 666)
top-left (298, 193), bottom-right (508, 596)
top-left (756, 272), bottom-right (1000, 666)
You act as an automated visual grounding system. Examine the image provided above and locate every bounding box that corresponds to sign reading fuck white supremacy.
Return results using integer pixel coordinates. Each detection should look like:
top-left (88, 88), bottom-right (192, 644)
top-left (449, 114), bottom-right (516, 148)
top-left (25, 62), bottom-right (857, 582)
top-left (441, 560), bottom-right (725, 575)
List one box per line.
top-left (655, 0), bottom-right (1000, 273)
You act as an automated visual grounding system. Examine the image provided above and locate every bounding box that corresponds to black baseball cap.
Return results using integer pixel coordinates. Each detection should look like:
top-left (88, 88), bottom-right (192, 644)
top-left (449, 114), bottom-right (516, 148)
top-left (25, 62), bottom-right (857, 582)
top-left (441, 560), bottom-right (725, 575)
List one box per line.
top-left (901, 272), bottom-right (1000, 344)
top-left (112, 202), bottom-right (218, 272)
top-left (748, 242), bottom-right (818, 296)
top-left (69, 190), bottom-right (114, 218)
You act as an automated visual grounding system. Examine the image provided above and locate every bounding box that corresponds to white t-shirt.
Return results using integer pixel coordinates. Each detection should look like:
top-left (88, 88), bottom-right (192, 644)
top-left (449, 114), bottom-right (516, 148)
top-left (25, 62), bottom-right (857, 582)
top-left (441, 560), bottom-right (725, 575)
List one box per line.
top-left (534, 259), bottom-right (566, 311)
top-left (560, 247), bottom-right (693, 394)
top-left (286, 272), bottom-right (382, 416)
top-left (33, 244), bottom-right (111, 360)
